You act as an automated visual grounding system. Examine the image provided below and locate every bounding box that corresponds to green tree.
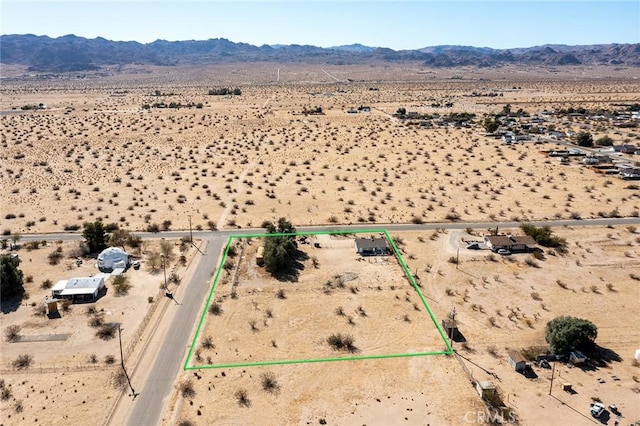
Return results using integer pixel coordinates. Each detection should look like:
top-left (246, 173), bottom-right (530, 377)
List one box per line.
top-left (483, 117), bottom-right (499, 133)
top-left (82, 221), bottom-right (109, 253)
top-left (109, 228), bottom-right (132, 250)
top-left (595, 135), bottom-right (614, 146)
top-left (0, 255), bottom-right (24, 302)
top-left (396, 107), bottom-right (406, 116)
top-left (545, 316), bottom-right (597, 354)
top-left (263, 218), bottom-right (297, 274)
top-left (575, 131), bottom-right (594, 147)
top-left (520, 223), bottom-right (566, 249)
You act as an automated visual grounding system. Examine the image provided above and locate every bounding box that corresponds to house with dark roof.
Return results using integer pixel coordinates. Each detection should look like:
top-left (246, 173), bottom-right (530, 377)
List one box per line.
top-left (354, 237), bottom-right (390, 256)
top-left (484, 235), bottom-right (537, 252)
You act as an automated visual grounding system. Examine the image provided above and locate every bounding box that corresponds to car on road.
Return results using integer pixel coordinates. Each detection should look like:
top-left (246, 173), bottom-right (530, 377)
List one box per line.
top-left (590, 402), bottom-right (605, 418)
top-left (497, 249), bottom-right (511, 255)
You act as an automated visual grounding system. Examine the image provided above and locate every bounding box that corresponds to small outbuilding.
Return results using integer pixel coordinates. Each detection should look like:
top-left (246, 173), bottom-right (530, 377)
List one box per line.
top-left (97, 247), bottom-right (129, 272)
top-left (507, 349), bottom-right (528, 372)
top-left (51, 276), bottom-right (106, 302)
top-left (569, 351), bottom-right (587, 365)
top-left (256, 246), bottom-right (264, 266)
top-left (354, 237), bottom-right (390, 256)
top-left (476, 381), bottom-right (497, 399)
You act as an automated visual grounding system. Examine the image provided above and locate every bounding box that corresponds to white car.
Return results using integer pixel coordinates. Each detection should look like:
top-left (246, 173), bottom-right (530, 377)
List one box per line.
top-left (590, 402), bottom-right (605, 418)
top-left (132, 260), bottom-right (141, 270)
top-left (497, 249), bottom-right (511, 256)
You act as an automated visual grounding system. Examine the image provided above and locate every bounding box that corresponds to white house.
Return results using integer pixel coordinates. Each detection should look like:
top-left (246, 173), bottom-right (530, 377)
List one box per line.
top-left (51, 276), bottom-right (106, 302)
top-left (97, 247), bottom-right (129, 272)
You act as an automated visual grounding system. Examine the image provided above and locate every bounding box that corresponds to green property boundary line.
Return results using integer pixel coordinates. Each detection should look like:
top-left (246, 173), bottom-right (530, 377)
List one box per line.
top-left (184, 229), bottom-right (453, 370)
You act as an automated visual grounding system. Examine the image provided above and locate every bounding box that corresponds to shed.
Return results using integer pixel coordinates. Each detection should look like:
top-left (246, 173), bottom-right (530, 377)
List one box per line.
top-left (51, 276), bottom-right (106, 302)
top-left (507, 349), bottom-right (528, 372)
top-left (256, 246), bottom-right (264, 266)
top-left (476, 381), bottom-right (497, 399)
top-left (441, 318), bottom-right (462, 341)
top-left (354, 237), bottom-right (390, 256)
top-left (569, 351), bottom-right (587, 365)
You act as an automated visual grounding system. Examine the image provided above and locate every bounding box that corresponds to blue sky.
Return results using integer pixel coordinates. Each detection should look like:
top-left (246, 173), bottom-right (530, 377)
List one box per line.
top-left (1, 1), bottom-right (638, 50)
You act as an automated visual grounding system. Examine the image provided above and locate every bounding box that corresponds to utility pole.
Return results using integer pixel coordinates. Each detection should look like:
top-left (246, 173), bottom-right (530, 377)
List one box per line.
top-left (117, 323), bottom-right (137, 398)
top-left (188, 215), bottom-right (193, 244)
top-left (548, 362), bottom-right (556, 395)
top-left (456, 248), bottom-right (459, 269)
top-left (161, 253), bottom-right (167, 290)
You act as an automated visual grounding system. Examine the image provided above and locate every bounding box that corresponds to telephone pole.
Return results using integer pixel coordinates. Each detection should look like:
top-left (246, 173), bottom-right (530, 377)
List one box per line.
top-left (548, 362), bottom-right (556, 395)
top-left (117, 323), bottom-right (137, 398)
top-left (188, 215), bottom-right (193, 244)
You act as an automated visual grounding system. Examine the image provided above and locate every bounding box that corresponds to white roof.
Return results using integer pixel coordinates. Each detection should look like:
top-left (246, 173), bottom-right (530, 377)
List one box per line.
top-left (111, 267), bottom-right (125, 276)
top-left (53, 276), bottom-right (105, 296)
top-left (52, 280), bottom-right (68, 292)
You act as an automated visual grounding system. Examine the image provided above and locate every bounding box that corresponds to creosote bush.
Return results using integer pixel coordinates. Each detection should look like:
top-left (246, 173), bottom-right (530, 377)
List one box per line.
top-left (5, 325), bottom-right (21, 342)
top-left (327, 333), bottom-right (357, 352)
top-left (208, 302), bottom-right (223, 316)
top-left (12, 354), bottom-right (33, 370)
top-left (261, 372), bottom-right (280, 393)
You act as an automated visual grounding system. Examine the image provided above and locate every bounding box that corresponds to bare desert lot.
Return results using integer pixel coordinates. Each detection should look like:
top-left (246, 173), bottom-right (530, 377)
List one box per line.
top-left (1, 63), bottom-right (640, 425)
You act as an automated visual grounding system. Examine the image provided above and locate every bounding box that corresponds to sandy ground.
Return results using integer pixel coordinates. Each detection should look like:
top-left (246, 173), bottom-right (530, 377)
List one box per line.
top-left (1, 65), bottom-right (639, 425)
top-left (1, 66), bottom-right (639, 237)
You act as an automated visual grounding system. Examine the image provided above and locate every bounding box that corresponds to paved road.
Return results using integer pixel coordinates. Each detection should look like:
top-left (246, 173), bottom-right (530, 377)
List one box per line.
top-left (16, 217), bottom-right (640, 243)
top-left (126, 235), bottom-right (226, 426)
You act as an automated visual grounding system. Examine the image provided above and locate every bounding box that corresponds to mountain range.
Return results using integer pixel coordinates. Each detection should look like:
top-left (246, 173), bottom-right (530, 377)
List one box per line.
top-left (1, 34), bottom-right (639, 73)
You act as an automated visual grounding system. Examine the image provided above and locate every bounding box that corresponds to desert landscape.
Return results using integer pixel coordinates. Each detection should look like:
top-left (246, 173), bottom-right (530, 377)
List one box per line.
top-left (1, 62), bottom-right (640, 425)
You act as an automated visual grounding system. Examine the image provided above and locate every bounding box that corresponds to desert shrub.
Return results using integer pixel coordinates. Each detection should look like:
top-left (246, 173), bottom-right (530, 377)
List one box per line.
top-left (112, 275), bottom-right (131, 296)
top-left (96, 323), bottom-right (117, 340)
top-left (104, 355), bottom-right (116, 365)
top-left (201, 335), bottom-right (214, 350)
top-left (447, 256), bottom-right (458, 264)
top-left (179, 380), bottom-right (196, 399)
top-left (88, 315), bottom-right (104, 328)
top-left (261, 372), bottom-right (280, 393)
top-left (88, 354), bottom-right (98, 364)
top-left (168, 272), bottom-right (181, 285)
top-left (47, 249), bottom-right (63, 265)
top-left (12, 354), bottom-right (33, 370)
top-left (276, 289), bottom-right (286, 299)
top-left (40, 279), bottom-right (53, 289)
top-left (1, 386), bottom-right (12, 401)
top-left (327, 333), bottom-right (357, 352)
top-left (208, 302), bottom-right (223, 316)
top-left (486, 345), bottom-right (499, 358)
top-left (111, 369), bottom-right (128, 389)
top-left (235, 389), bottom-right (251, 407)
top-left (524, 257), bottom-right (540, 268)
top-left (146, 223), bottom-right (160, 233)
top-left (5, 325), bottom-right (21, 342)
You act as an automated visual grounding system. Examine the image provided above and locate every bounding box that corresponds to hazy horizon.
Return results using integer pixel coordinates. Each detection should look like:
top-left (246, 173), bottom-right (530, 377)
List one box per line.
top-left (1, 1), bottom-right (638, 51)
